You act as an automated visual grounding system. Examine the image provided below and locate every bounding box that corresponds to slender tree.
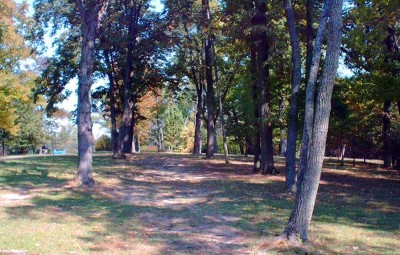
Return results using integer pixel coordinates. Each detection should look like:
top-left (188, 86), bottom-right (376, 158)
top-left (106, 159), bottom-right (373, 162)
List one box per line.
top-left (284, 0), bottom-right (302, 192)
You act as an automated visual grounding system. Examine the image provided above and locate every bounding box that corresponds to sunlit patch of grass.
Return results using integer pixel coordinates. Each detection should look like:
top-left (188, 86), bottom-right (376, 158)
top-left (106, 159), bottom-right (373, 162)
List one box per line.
top-left (0, 154), bottom-right (399, 254)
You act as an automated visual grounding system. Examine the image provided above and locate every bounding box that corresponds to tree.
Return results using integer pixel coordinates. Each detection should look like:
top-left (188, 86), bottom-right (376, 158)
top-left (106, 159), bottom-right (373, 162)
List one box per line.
top-left (284, 0), bottom-right (343, 242)
top-left (202, 0), bottom-right (216, 158)
top-left (342, 0), bottom-right (400, 168)
top-left (95, 134), bottom-right (112, 151)
top-left (75, 0), bottom-right (109, 187)
top-left (283, 0), bottom-right (302, 192)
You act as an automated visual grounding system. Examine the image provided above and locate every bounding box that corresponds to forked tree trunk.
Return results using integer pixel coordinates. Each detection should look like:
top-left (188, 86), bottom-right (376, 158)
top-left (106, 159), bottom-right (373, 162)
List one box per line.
top-left (297, 0), bottom-right (332, 180)
top-left (75, 0), bottom-right (108, 187)
top-left (284, 0), bottom-right (343, 242)
top-left (284, 0), bottom-right (302, 192)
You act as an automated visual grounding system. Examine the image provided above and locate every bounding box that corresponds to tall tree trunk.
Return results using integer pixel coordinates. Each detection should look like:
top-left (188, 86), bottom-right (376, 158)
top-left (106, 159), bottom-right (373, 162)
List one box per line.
top-left (284, 0), bottom-right (343, 242)
top-left (103, 49), bottom-right (119, 155)
top-left (75, 0), bottom-right (108, 187)
top-left (114, 3), bottom-right (140, 159)
top-left (202, 0), bottom-right (215, 158)
top-left (382, 100), bottom-right (391, 167)
top-left (251, 46), bottom-right (261, 172)
top-left (213, 44), bottom-right (229, 164)
top-left (183, 22), bottom-right (203, 155)
top-left (252, 1), bottom-right (275, 174)
top-left (195, 51), bottom-right (206, 155)
top-left (284, 0), bottom-right (302, 191)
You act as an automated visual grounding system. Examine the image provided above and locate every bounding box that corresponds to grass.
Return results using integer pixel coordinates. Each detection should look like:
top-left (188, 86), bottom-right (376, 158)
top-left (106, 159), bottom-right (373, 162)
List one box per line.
top-left (0, 153), bottom-right (399, 254)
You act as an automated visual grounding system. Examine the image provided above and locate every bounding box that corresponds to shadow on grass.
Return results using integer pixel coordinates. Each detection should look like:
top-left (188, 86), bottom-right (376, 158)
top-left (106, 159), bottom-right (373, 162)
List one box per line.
top-left (0, 153), bottom-right (399, 254)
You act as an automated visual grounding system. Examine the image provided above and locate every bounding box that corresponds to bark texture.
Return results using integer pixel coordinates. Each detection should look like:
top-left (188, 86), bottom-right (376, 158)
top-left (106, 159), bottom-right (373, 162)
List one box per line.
top-left (284, 0), bottom-right (302, 192)
top-left (285, 0), bottom-right (343, 242)
top-left (75, 0), bottom-right (109, 187)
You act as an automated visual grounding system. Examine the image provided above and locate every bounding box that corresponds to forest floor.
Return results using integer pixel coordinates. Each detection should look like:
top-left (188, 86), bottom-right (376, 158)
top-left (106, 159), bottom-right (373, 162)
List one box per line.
top-left (0, 153), bottom-right (399, 255)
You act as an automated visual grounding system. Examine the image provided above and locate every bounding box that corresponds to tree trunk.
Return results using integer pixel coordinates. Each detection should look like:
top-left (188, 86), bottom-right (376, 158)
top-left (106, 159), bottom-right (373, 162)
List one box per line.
top-left (284, 0), bottom-right (302, 192)
top-left (285, 0), bottom-right (343, 242)
top-left (114, 3), bottom-right (140, 159)
top-left (297, 0), bottom-right (332, 180)
top-left (127, 114), bottom-right (136, 153)
top-left (75, 0), bottom-right (108, 187)
top-left (202, 0), bottom-right (215, 158)
top-left (382, 100), bottom-right (391, 167)
top-left (251, 46), bottom-right (261, 172)
top-left (183, 22), bottom-right (203, 155)
top-left (305, 0), bottom-right (314, 82)
top-left (213, 44), bottom-right (229, 163)
top-left (340, 142), bottom-right (346, 165)
top-left (103, 49), bottom-right (119, 156)
top-left (252, 1), bottom-right (275, 174)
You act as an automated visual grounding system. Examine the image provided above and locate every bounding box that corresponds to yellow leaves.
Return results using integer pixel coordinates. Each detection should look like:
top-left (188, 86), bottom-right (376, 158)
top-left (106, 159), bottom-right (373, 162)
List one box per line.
top-left (179, 120), bottom-right (195, 153)
top-left (0, 70), bottom-right (37, 134)
top-left (0, 0), bottom-right (31, 70)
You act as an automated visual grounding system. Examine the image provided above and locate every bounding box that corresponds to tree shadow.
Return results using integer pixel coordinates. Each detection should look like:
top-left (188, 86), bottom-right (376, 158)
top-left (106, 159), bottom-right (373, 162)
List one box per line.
top-left (1, 153), bottom-right (399, 254)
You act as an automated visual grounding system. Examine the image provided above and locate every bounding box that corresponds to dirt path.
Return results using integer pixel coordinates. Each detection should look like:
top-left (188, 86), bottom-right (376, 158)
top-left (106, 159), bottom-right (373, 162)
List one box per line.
top-left (94, 154), bottom-right (280, 254)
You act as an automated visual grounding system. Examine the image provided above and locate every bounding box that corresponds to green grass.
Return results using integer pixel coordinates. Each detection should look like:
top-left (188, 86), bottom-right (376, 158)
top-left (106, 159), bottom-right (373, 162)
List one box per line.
top-left (0, 153), bottom-right (399, 254)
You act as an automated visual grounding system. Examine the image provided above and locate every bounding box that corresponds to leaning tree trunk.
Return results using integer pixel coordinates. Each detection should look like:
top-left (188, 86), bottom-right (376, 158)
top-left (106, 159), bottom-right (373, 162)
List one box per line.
top-left (297, 0), bottom-right (332, 180)
top-left (284, 0), bottom-right (343, 242)
top-left (203, 0), bottom-right (215, 158)
top-left (382, 100), bottom-right (391, 167)
top-left (284, 0), bottom-right (302, 192)
top-left (75, 0), bottom-right (108, 187)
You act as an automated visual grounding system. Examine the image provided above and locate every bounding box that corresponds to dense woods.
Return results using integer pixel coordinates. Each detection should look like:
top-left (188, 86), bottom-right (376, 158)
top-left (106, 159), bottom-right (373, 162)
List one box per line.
top-left (1, 0), bottom-right (399, 244)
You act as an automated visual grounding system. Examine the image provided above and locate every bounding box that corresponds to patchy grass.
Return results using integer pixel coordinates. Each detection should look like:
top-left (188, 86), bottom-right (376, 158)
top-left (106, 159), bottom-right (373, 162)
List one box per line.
top-left (0, 153), bottom-right (399, 254)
